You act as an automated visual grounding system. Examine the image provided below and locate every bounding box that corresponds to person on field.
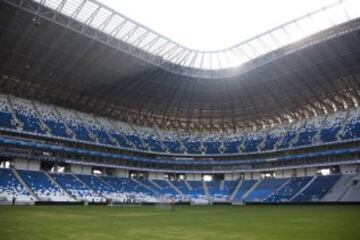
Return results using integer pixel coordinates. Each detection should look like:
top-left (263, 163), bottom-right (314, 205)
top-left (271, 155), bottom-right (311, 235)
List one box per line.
top-left (171, 198), bottom-right (176, 211)
top-left (12, 196), bottom-right (16, 206)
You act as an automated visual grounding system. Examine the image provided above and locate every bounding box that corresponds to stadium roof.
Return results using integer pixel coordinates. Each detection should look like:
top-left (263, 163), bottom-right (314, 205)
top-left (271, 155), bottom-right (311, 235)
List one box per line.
top-left (31, 0), bottom-right (360, 73)
top-left (1, 0), bottom-right (360, 131)
top-left (98, 0), bottom-right (337, 51)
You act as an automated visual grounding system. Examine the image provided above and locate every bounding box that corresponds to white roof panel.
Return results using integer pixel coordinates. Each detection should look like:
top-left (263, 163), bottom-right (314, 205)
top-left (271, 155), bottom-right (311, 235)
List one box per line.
top-left (33, 0), bottom-right (360, 70)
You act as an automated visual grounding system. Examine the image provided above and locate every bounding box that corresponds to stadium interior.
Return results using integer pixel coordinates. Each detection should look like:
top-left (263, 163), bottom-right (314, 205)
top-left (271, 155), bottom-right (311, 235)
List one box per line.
top-left (1, 1), bottom-right (360, 239)
top-left (0, 0), bottom-right (360, 213)
top-left (0, 0), bottom-right (360, 206)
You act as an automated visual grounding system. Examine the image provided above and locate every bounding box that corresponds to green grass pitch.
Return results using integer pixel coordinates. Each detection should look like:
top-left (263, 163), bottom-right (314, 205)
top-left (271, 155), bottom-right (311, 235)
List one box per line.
top-left (0, 205), bottom-right (359, 240)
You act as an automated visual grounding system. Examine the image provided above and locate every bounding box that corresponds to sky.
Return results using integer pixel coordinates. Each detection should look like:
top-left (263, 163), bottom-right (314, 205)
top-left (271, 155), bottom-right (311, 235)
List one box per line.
top-left (98, 0), bottom-right (340, 51)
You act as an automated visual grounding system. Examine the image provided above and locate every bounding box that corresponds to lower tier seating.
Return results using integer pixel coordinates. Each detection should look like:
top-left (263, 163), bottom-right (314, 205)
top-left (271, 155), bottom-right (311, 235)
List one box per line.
top-left (18, 170), bottom-right (71, 201)
top-left (232, 180), bottom-right (257, 202)
top-left (0, 169), bottom-right (355, 204)
top-left (292, 175), bottom-right (341, 202)
top-left (244, 178), bottom-right (288, 202)
top-left (265, 177), bottom-right (313, 202)
top-left (76, 174), bottom-right (123, 201)
top-left (0, 168), bottom-right (33, 202)
top-left (50, 173), bottom-right (104, 202)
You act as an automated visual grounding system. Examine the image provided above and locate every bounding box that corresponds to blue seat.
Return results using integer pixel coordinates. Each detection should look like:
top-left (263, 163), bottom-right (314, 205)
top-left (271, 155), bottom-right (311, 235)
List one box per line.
top-left (16, 113), bottom-right (45, 134)
top-left (143, 135), bottom-right (164, 152)
top-left (244, 178), bottom-right (287, 202)
top-left (44, 120), bottom-right (70, 138)
top-left (0, 168), bottom-right (31, 201)
top-left (18, 170), bottom-right (68, 201)
top-left (0, 112), bottom-right (14, 129)
top-left (223, 139), bottom-right (240, 154)
top-left (232, 180), bottom-right (257, 202)
top-left (292, 175), bottom-right (340, 202)
top-left (265, 177), bottom-right (312, 203)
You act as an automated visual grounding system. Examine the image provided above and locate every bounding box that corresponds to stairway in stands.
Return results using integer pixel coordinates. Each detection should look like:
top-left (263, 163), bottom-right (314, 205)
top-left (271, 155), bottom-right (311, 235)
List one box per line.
top-left (12, 169), bottom-right (40, 201)
top-left (289, 175), bottom-right (317, 201)
top-left (229, 179), bottom-right (243, 201)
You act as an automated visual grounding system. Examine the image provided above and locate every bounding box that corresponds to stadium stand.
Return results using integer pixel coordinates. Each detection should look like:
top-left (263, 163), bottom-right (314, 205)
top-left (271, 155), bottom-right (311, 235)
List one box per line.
top-left (0, 0), bottom-right (360, 207)
top-left (76, 174), bottom-right (124, 201)
top-left (100, 176), bottom-right (156, 200)
top-left (319, 111), bottom-right (347, 143)
top-left (49, 173), bottom-right (105, 202)
top-left (12, 98), bottom-right (45, 134)
top-left (292, 175), bottom-right (341, 202)
top-left (341, 173), bottom-right (360, 201)
top-left (341, 108), bottom-right (360, 140)
top-left (203, 134), bottom-right (222, 154)
top-left (36, 103), bottom-right (70, 138)
top-left (0, 168), bottom-right (33, 202)
top-left (0, 94), bottom-right (15, 130)
top-left (0, 166), bottom-right (359, 204)
top-left (187, 181), bottom-right (207, 199)
top-left (206, 180), bottom-right (238, 200)
top-left (160, 131), bottom-right (184, 153)
top-left (18, 170), bottom-right (71, 202)
top-left (232, 180), bottom-right (258, 203)
top-left (244, 178), bottom-right (288, 202)
top-left (0, 96), bottom-right (359, 156)
top-left (152, 180), bottom-right (179, 198)
top-left (265, 177), bottom-right (313, 203)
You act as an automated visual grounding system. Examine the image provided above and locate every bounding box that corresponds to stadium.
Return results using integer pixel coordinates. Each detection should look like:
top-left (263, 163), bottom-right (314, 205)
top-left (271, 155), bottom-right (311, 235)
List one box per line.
top-left (0, 0), bottom-right (360, 239)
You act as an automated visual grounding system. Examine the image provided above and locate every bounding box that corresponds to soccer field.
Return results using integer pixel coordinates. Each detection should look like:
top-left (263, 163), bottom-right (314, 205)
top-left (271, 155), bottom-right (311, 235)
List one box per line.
top-left (0, 205), bottom-right (359, 240)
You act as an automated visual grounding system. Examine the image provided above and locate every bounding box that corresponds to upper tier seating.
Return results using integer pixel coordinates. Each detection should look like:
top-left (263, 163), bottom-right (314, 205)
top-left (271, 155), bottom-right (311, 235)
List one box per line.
top-left (242, 132), bottom-right (264, 153)
top-left (261, 127), bottom-right (286, 151)
top-left (121, 124), bottom-right (147, 151)
top-left (203, 134), bottom-right (222, 154)
top-left (277, 122), bottom-right (303, 149)
top-left (319, 111), bottom-right (346, 143)
top-left (0, 95), bottom-right (15, 129)
top-left (97, 117), bottom-right (133, 148)
top-left (0, 168), bottom-right (32, 201)
top-left (223, 134), bottom-right (241, 154)
top-left (182, 133), bottom-right (202, 154)
top-left (159, 130), bottom-right (184, 153)
top-left (18, 170), bottom-right (71, 201)
top-left (77, 112), bottom-right (113, 145)
top-left (0, 95), bottom-right (359, 156)
top-left (36, 103), bottom-right (70, 138)
top-left (12, 98), bottom-right (45, 134)
top-left (136, 127), bottom-right (164, 152)
top-left (341, 108), bottom-right (360, 140)
top-left (293, 117), bottom-right (323, 147)
top-left (57, 108), bottom-right (93, 142)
